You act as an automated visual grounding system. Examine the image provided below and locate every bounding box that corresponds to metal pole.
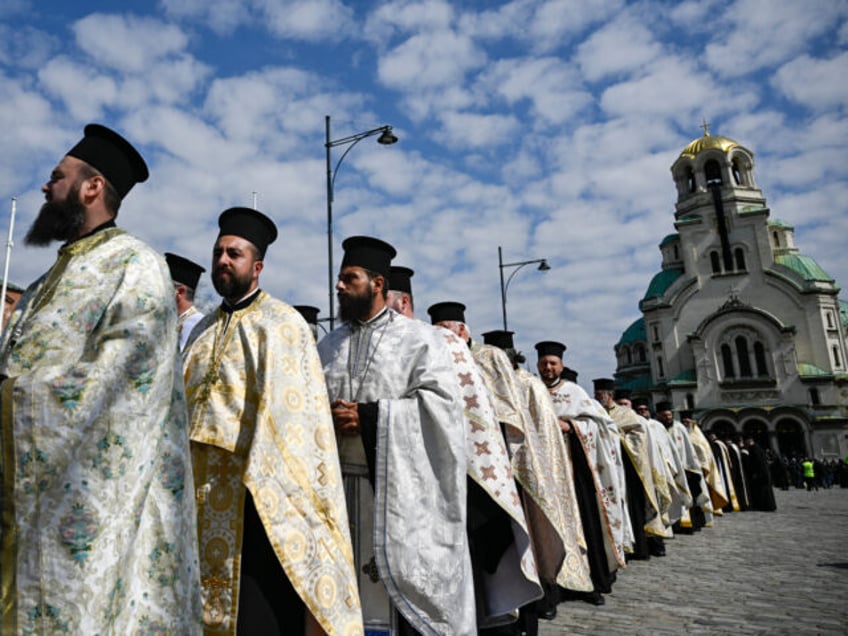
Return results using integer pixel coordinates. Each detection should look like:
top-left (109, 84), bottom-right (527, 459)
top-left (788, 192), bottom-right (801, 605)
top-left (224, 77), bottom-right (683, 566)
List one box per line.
top-left (499, 246), bottom-right (507, 330)
top-left (1, 197), bottom-right (17, 332)
top-left (325, 115), bottom-right (335, 332)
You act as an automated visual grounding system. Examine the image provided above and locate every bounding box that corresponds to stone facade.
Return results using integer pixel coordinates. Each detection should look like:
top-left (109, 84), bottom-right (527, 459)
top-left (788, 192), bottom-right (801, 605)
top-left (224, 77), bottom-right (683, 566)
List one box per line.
top-left (615, 129), bottom-right (848, 460)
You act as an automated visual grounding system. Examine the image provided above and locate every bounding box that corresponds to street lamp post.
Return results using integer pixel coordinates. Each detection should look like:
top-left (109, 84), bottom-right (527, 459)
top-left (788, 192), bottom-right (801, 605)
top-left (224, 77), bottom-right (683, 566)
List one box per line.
top-left (325, 114), bottom-right (398, 331)
top-left (498, 245), bottom-right (550, 331)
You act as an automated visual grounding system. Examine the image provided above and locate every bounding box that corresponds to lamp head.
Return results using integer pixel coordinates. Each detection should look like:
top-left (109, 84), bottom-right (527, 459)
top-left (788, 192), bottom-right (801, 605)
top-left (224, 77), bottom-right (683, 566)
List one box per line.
top-left (377, 127), bottom-right (398, 145)
top-left (538, 260), bottom-right (551, 271)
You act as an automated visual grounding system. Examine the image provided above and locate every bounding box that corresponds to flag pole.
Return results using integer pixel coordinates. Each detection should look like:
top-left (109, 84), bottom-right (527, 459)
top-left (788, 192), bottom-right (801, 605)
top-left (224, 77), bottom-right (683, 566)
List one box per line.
top-left (1, 197), bottom-right (18, 332)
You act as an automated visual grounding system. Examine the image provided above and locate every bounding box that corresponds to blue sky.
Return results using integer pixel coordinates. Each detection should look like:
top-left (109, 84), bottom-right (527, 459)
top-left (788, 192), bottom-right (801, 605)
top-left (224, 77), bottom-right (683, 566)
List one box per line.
top-left (2, 0), bottom-right (847, 388)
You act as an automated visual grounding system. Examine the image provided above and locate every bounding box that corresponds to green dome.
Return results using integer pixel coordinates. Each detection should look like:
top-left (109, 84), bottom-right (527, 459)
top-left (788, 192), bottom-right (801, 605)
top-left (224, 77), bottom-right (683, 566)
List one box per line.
top-left (642, 268), bottom-right (684, 301)
top-left (659, 233), bottom-right (679, 247)
top-left (774, 253), bottom-right (833, 283)
top-left (618, 317), bottom-right (646, 346)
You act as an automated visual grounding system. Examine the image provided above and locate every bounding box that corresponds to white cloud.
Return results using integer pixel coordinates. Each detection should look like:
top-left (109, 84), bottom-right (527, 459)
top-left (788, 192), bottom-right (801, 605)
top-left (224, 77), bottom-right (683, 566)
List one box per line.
top-left (73, 14), bottom-right (190, 73)
top-left (257, 0), bottom-right (356, 41)
top-left (366, 0), bottom-right (455, 37)
top-left (377, 29), bottom-right (486, 90)
top-left (575, 13), bottom-right (664, 83)
top-left (161, 0), bottom-right (253, 34)
top-left (479, 56), bottom-right (593, 125)
top-left (773, 52), bottom-right (848, 111)
top-left (37, 56), bottom-right (118, 121)
top-left (0, 24), bottom-right (57, 69)
top-left (704, 0), bottom-right (847, 77)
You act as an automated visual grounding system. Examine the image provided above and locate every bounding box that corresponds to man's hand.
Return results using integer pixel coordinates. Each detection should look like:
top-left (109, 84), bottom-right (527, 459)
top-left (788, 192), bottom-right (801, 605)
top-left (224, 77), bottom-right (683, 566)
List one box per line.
top-left (331, 399), bottom-right (361, 436)
top-left (558, 417), bottom-right (572, 433)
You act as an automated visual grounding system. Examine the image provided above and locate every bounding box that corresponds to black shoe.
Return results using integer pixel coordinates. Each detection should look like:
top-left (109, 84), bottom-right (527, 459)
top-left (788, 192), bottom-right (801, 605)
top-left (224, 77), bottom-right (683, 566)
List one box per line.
top-left (539, 606), bottom-right (557, 620)
top-left (582, 591), bottom-right (605, 606)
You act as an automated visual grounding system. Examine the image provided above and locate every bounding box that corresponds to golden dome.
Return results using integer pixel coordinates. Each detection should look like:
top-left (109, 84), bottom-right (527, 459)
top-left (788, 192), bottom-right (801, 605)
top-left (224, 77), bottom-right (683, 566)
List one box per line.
top-left (680, 131), bottom-right (740, 158)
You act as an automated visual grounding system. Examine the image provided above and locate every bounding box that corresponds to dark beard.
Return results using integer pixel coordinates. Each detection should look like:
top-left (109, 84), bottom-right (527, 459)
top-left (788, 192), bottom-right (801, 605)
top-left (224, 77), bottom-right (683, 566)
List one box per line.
top-left (338, 287), bottom-right (375, 322)
top-left (25, 185), bottom-right (86, 246)
top-left (212, 268), bottom-right (253, 302)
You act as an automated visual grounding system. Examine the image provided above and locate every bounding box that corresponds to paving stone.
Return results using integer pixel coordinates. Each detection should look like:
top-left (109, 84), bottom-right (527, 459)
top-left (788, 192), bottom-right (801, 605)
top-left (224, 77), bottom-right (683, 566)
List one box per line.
top-left (540, 487), bottom-right (848, 635)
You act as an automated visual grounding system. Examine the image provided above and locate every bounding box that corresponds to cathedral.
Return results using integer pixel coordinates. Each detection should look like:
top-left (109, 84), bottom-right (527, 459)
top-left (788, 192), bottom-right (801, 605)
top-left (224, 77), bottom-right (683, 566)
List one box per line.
top-left (614, 127), bottom-right (848, 460)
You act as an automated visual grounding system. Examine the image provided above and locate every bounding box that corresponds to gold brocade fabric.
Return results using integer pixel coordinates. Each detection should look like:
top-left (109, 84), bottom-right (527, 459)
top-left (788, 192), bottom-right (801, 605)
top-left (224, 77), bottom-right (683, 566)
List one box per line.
top-left (689, 425), bottom-right (730, 511)
top-left (608, 404), bottom-right (666, 537)
top-left (514, 368), bottom-right (592, 592)
top-left (184, 292), bottom-right (362, 636)
top-left (0, 229), bottom-right (202, 635)
top-left (470, 343), bottom-right (591, 593)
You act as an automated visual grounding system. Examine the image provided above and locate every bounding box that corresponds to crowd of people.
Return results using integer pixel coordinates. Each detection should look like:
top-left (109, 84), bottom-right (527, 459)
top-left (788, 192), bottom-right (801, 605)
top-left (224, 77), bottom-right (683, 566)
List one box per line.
top-left (0, 123), bottom-right (800, 635)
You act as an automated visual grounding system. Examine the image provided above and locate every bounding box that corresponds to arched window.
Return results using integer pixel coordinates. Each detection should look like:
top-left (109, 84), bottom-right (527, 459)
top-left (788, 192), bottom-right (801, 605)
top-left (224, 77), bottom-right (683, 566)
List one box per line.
top-left (772, 231), bottom-right (780, 247)
top-left (656, 356), bottom-right (665, 378)
top-left (636, 344), bottom-right (646, 363)
top-left (686, 167), bottom-right (696, 193)
top-left (734, 248), bottom-right (746, 271)
top-left (710, 251), bottom-right (721, 274)
top-left (833, 345), bottom-right (842, 368)
top-left (673, 244), bottom-right (679, 261)
top-left (624, 346), bottom-right (632, 365)
top-left (826, 312), bottom-right (834, 329)
top-left (735, 336), bottom-right (752, 377)
top-left (686, 393), bottom-right (695, 409)
top-left (809, 388), bottom-right (820, 406)
top-left (721, 344), bottom-right (735, 378)
top-left (732, 159), bottom-right (743, 185)
top-left (705, 160), bottom-right (722, 185)
top-left (754, 341), bottom-right (768, 376)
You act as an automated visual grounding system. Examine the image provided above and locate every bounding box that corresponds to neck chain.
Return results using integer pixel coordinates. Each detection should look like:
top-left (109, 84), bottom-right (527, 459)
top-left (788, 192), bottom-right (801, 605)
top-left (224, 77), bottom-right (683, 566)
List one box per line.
top-left (198, 309), bottom-right (240, 403)
top-left (347, 310), bottom-right (392, 402)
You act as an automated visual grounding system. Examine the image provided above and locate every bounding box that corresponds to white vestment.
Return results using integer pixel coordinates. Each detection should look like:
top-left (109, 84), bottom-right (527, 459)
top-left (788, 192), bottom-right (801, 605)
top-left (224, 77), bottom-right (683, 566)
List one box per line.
top-left (319, 309), bottom-right (475, 636)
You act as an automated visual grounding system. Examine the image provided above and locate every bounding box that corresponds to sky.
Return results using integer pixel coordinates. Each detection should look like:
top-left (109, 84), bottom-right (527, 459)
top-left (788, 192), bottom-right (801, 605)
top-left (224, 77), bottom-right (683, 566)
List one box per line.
top-left (1, 0), bottom-right (847, 390)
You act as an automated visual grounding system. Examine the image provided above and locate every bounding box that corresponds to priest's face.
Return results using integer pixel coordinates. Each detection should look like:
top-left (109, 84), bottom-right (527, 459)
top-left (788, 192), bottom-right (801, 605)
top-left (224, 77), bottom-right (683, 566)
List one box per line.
top-left (212, 235), bottom-right (263, 303)
top-left (337, 266), bottom-right (378, 322)
top-left (26, 157), bottom-right (87, 246)
top-left (537, 355), bottom-right (564, 383)
top-left (655, 408), bottom-right (673, 426)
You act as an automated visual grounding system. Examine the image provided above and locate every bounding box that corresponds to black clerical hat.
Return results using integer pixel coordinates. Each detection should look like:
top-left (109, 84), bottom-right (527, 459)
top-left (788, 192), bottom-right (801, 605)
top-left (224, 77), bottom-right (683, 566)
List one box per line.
top-left (340, 236), bottom-right (396, 278)
top-left (613, 388), bottom-right (631, 401)
top-left (535, 340), bottom-right (566, 359)
top-left (593, 377), bottom-right (616, 391)
top-left (66, 123), bottom-right (149, 199)
top-left (218, 207), bottom-right (278, 258)
top-left (293, 305), bottom-right (319, 325)
top-left (482, 330), bottom-right (515, 350)
top-left (561, 366), bottom-right (578, 382)
top-left (427, 301), bottom-right (466, 324)
top-left (389, 266), bottom-right (414, 294)
top-left (655, 401), bottom-right (673, 412)
top-left (679, 409), bottom-right (694, 420)
top-left (165, 252), bottom-right (205, 289)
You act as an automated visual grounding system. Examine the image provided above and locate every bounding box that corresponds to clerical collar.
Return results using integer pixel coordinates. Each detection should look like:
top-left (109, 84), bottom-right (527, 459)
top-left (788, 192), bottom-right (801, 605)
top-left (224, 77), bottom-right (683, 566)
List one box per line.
top-left (220, 289), bottom-right (261, 314)
top-left (64, 219), bottom-right (116, 247)
top-left (354, 306), bottom-right (390, 327)
top-left (544, 377), bottom-right (563, 390)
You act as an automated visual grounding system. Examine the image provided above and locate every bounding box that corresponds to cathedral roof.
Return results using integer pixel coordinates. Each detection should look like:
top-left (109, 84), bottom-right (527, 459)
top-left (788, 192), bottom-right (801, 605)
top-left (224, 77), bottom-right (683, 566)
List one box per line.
top-left (617, 317), bottom-right (646, 346)
top-left (680, 131), bottom-right (740, 158)
top-left (642, 267), bottom-right (684, 301)
top-left (768, 218), bottom-right (794, 229)
top-left (774, 253), bottom-right (833, 283)
top-left (659, 233), bottom-right (679, 247)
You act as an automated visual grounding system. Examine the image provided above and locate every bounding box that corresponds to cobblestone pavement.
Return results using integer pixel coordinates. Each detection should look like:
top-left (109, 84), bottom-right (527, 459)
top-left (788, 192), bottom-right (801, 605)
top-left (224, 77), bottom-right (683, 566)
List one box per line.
top-left (540, 487), bottom-right (848, 635)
